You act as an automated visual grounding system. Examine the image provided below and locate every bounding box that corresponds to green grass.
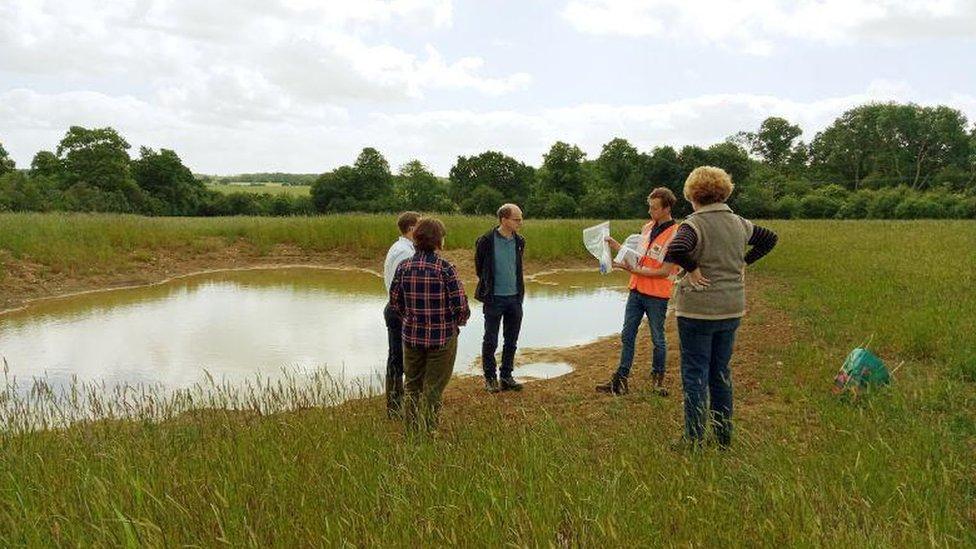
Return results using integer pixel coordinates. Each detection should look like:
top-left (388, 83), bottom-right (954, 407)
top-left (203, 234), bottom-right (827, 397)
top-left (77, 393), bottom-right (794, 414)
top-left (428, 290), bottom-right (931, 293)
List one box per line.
top-left (0, 215), bottom-right (973, 545)
top-left (208, 183), bottom-right (311, 196)
top-left (0, 212), bottom-right (645, 276)
top-left (759, 220), bottom-right (976, 378)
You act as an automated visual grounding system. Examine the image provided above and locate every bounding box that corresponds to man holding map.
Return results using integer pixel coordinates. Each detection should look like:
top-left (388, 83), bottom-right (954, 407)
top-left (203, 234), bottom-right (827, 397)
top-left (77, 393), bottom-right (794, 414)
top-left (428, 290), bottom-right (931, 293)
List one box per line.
top-left (596, 187), bottom-right (679, 396)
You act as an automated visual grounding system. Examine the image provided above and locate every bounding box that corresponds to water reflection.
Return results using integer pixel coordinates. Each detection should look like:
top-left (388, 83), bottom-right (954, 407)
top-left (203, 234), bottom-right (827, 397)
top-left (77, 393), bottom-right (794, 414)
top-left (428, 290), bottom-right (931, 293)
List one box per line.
top-left (0, 267), bottom-right (628, 391)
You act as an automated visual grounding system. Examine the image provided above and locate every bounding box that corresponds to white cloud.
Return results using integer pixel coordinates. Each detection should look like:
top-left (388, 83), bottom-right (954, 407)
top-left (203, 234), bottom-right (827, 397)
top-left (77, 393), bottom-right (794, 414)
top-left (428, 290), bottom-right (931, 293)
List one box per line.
top-left (0, 0), bottom-right (521, 123)
top-left (409, 46), bottom-right (532, 97)
top-left (562, 0), bottom-right (976, 53)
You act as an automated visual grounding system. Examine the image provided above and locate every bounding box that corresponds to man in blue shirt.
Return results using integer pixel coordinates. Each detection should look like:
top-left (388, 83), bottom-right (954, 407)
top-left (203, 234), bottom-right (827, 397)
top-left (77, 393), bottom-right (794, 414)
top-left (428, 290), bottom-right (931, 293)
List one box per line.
top-left (474, 204), bottom-right (526, 393)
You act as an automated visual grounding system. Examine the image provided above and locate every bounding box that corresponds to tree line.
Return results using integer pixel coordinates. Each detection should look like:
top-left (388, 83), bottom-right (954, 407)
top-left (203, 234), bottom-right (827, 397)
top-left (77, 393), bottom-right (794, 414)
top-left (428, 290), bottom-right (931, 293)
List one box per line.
top-left (2, 101), bottom-right (975, 219)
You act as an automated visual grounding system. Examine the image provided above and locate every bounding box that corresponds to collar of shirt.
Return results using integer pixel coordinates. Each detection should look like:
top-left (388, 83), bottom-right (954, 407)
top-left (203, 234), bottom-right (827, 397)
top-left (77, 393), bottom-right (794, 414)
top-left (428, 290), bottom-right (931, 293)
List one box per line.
top-left (493, 227), bottom-right (516, 241)
top-left (648, 219), bottom-right (676, 242)
top-left (691, 203), bottom-right (732, 215)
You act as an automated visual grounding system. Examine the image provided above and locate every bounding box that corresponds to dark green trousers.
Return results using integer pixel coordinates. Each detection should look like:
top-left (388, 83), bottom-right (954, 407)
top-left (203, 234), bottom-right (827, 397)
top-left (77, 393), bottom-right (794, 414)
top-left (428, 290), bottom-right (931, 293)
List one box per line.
top-left (402, 335), bottom-right (457, 433)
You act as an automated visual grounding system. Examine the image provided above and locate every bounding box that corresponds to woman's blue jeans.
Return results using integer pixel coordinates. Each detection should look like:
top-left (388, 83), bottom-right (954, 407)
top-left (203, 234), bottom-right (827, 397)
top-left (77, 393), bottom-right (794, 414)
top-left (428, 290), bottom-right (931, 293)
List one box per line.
top-left (677, 316), bottom-right (741, 445)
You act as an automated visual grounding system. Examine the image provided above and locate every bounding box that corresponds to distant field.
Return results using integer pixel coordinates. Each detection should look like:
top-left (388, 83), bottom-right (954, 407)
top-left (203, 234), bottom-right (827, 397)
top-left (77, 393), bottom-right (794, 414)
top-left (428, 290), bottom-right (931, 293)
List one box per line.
top-left (208, 183), bottom-right (311, 196)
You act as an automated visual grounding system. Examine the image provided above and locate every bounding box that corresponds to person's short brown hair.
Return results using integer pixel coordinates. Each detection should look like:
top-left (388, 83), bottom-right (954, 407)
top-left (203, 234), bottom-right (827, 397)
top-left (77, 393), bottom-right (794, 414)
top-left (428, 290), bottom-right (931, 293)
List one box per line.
top-left (647, 187), bottom-right (677, 210)
top-left (412, 217), bottom-right (446, 252)
top-left (397, 211), bottom-right (421, 235)
top-left (684, 166), bottom-right (734, 205)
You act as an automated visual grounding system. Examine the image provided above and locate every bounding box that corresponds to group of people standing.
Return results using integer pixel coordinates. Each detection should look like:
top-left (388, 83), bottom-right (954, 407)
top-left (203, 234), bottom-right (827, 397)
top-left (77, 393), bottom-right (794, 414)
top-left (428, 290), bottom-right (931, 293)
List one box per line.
top-left (383, 204), bottom-right (528, 433)
top-left (382, 166), bottom-right (777, 448)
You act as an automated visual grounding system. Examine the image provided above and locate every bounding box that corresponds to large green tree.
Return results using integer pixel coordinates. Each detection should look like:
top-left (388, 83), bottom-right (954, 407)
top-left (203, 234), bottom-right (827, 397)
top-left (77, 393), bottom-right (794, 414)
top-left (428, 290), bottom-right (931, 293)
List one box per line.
top-left (57, 126), bottom-right (133, 192)
top-left (460, 185), bottom-right (504, 215)
top-left (810, 103), bottom-right (970, 190)
top-left (30, 151), bottom-right (61, 179)
top-left (809, 105), bottom-right (881, 189)
top-left (676, 145), bottom-right (711, 177)
top-left (883, 105), bottom-right (969, 190)
top-left (449, 151), bottom-right (533, 207)
top-left (705, 141), bottom-right (752, 187)
top-left (310, 147), bottom-right (395, 213)
top-left (538, 141), bottom-right (587, 200)
top-left (737, 117), bottom-right (803, 167)
top-left (394, 160), bottom-right (453, 212)
top-left (596, 138), bottom-right (640, 194)
top-left (131, 147), bottom-right (207, 215)
top-left (591, 138), bottom-right (651, 217)
top-left (353, 147), bottom-right (393, 204)
top-left (638, 146), bottom-right (687, 215)
top-left (55, 126), bottom-right (148, 211)
top-left (311, 166), bottom-right (359, 213)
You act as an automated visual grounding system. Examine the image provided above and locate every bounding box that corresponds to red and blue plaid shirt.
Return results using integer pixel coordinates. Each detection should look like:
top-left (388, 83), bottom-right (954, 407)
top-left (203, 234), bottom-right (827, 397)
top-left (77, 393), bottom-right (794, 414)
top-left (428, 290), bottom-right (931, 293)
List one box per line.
top-left (389, 251), bottom-right (471, 349)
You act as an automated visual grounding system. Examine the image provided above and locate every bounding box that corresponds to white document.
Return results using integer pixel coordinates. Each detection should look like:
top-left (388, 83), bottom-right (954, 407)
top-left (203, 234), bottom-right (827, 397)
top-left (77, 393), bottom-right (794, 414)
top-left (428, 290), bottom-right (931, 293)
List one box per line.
top-left (613, 233), bottom-right (643, 270)
top-left (582, 221), bottom-right (612, 274)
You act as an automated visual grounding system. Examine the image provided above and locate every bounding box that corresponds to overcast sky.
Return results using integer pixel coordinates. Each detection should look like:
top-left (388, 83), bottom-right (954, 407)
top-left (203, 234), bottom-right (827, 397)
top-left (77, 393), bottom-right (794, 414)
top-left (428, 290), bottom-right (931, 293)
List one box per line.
top-left (2, 0), bottom-right (975, 175)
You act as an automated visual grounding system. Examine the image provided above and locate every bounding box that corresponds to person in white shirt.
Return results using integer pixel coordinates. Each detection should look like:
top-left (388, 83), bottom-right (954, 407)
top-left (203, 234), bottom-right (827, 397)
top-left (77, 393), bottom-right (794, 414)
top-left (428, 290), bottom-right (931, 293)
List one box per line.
top-left (383, 211), bottom-right (420, 418)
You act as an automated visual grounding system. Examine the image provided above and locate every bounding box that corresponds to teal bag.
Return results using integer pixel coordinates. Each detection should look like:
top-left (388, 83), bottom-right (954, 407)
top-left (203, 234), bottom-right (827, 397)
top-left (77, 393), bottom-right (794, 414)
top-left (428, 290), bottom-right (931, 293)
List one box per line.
top-left (833, 347), bottom-right (891, 394)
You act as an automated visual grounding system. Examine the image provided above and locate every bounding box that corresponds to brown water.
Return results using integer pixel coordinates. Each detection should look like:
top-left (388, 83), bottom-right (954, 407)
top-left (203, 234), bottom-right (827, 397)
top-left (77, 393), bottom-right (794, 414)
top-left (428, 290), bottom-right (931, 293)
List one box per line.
top-left (0, 267), bottom-right (631, 392)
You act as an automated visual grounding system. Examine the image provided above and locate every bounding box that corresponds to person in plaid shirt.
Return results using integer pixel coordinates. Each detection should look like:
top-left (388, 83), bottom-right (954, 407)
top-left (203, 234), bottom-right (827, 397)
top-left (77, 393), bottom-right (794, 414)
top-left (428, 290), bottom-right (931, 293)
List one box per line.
top-left (389, 217), bottom-right (470, 433)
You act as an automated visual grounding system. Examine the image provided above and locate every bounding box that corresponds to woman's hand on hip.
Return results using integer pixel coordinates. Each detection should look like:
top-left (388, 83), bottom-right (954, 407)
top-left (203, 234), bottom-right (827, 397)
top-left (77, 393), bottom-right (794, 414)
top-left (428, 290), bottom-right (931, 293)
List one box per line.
top-left (689, 268), bottom-right (710, 288)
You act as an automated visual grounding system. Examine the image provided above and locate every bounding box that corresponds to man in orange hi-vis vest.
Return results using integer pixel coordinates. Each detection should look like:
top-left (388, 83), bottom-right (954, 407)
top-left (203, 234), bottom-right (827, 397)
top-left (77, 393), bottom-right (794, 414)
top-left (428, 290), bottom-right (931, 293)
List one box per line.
top-left (596, 187), bottom-right (680, 396)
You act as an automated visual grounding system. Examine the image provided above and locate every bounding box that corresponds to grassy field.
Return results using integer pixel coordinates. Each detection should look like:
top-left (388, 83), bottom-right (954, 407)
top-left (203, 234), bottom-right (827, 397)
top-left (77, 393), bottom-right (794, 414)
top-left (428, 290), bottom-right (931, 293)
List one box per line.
top-left (0, 214), bottom-right (973, 545)
top-left (207, 183), bottom-right (312, 196)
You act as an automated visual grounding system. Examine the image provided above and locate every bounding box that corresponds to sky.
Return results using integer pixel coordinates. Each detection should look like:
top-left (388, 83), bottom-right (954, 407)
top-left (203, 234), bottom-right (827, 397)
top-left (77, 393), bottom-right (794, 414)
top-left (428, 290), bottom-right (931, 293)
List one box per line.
top-left (1, 0), bottom-right (975, 176)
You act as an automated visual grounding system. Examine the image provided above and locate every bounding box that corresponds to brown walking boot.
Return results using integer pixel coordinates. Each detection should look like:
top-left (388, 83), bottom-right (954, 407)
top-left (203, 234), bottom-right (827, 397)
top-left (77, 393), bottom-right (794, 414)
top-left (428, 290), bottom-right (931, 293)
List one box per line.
top-left (595, 373), bottom-right (629, 395)
top-left (651, 372), bottom-right (669, 397)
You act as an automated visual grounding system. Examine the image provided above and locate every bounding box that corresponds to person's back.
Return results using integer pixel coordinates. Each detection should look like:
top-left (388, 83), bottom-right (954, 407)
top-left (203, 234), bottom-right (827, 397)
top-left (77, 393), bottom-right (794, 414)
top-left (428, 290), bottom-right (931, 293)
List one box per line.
top-left (388, 217), bottom-right (469, 434)
top-left (397, 252), bottom-right (461, 347)
top-left (672, 203), bottom-right (753, 320)
top-left (665, 166), bottom-right (778, 449)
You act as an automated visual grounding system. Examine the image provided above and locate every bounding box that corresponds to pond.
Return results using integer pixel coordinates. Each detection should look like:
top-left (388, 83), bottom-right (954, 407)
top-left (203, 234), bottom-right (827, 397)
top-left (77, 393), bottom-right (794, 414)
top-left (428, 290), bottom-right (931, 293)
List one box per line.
top-left (0, 267), bottom-right (630, 395)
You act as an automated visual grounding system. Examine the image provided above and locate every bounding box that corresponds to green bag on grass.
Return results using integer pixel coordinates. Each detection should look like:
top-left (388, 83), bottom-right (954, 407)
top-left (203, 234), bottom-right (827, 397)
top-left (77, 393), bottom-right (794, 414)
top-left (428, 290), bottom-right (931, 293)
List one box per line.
top-left (833, 347), bottom-right (890, 394)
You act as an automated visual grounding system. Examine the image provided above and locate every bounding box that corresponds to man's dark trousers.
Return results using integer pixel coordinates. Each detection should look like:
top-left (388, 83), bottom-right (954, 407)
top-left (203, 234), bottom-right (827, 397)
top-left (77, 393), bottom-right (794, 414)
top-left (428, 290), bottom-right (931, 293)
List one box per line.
top-left (482, 295), bottom-right (523, 380)
top-left (384, 303), bottom-right (404, 416)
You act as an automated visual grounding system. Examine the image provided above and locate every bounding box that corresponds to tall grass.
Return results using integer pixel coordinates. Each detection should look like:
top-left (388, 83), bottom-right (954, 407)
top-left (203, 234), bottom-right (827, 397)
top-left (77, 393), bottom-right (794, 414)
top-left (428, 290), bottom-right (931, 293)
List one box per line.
top-left (0, 362), bottom-right (374, 433)
top-left (0, 213), bottom-right (645, 276)
top-left (759, 220), bottom-right (976, 379)
top-left (0, 370), bottom-right (971, 545)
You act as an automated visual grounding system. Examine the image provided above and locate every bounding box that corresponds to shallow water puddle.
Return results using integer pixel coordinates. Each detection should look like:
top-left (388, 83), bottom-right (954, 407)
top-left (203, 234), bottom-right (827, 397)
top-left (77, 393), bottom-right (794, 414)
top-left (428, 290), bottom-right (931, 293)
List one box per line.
top-left (0, 267), bottom-right (629, 391)
top-left (511, 362), bottom-right (574, 381)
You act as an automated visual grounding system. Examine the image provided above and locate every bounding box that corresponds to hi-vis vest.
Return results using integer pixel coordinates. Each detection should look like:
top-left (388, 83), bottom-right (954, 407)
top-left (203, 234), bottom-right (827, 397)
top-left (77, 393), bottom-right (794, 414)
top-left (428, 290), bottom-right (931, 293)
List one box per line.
top-left (629, 221), bottom-right (679, 299)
